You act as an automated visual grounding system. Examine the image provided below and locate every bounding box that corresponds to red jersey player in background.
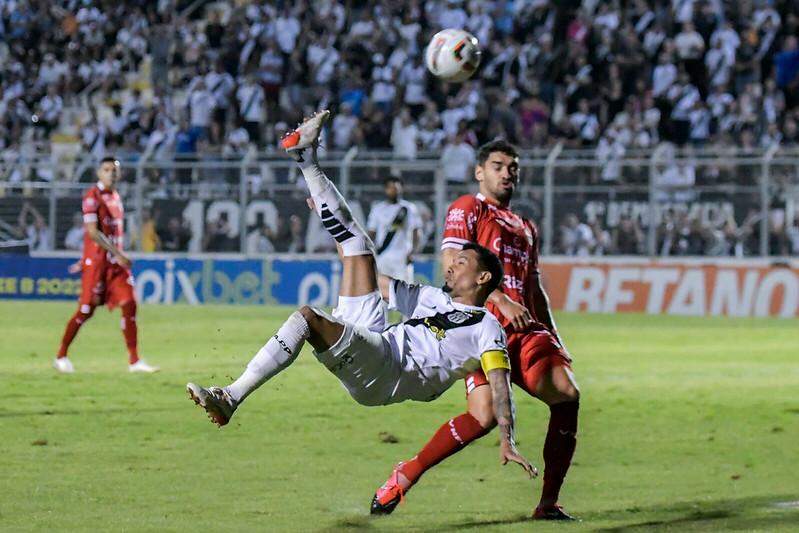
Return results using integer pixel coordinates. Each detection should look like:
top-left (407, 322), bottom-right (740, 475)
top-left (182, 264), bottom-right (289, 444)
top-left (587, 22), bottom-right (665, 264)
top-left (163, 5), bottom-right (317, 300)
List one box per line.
top-left (54, 157), bottom-right (159, 374)
top-left (372, 140), bottom-right (580, 519)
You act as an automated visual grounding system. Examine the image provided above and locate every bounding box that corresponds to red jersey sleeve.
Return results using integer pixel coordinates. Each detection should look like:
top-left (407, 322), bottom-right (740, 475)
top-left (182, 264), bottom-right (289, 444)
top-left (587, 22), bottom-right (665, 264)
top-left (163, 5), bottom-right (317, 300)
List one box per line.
top-left (82, 189), bottom-right (99, 224)
top-left (441, 195), bottom-right (481, 251)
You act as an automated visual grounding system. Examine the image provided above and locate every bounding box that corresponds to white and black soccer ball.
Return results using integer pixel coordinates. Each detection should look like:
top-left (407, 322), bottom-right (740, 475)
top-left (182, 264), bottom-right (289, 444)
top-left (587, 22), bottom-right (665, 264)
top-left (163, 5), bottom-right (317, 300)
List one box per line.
top-left (425, 29), bottom-right (481, 83)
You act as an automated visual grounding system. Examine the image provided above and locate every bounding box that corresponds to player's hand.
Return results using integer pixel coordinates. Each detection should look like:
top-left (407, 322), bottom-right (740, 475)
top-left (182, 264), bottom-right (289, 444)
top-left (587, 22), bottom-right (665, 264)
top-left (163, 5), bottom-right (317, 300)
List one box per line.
top-left (67, 260), bottom-right (83, 274)
top-left (496, 296), bottom-right (533, 330)
top-left (500, 440), bottom-right (538, 479)
top-left (116, 253), bottom-right (132, 268)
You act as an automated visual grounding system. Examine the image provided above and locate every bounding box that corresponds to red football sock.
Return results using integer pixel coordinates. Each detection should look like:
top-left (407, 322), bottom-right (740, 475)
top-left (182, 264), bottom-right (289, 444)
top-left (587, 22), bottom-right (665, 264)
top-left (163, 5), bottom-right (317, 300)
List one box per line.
top-left (400, 413), bottom-right (490, 485)
top-left (540, 401), bottom-right (579, 508)
top-left (120, 300), bottom-right (139, 365)
top-left (57, 306), bottom-right (94, 357)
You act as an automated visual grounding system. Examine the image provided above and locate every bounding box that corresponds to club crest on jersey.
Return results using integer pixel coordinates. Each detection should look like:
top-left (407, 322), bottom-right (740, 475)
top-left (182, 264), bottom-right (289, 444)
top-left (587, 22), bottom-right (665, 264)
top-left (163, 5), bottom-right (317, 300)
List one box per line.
top-left (446, 311), bottom-right (470, 324)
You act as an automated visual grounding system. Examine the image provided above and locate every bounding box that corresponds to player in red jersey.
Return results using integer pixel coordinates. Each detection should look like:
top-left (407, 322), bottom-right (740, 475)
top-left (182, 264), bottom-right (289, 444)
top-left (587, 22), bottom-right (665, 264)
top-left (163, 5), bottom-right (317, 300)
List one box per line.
top-left (54, 157), bottom-right (159, 374)
top-left (372, 140), bottom-right (579, 519)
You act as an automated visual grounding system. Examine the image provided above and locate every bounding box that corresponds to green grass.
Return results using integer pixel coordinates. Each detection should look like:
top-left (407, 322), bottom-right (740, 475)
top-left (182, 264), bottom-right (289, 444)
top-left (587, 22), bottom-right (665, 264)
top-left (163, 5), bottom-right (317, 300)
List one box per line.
top-left (1, 301), bottom-right (798, 532)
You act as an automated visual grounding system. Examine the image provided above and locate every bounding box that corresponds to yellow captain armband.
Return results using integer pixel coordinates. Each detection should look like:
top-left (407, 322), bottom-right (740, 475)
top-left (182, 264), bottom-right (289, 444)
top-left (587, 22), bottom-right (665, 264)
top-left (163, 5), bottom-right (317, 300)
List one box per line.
top-left (481, 350), bottom-right (511, 374)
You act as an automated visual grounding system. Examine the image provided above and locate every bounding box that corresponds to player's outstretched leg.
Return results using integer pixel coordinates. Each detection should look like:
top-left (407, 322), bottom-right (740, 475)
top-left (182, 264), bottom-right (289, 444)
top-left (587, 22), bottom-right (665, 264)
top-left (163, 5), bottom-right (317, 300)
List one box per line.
top-left (371, 385), bottom-right (493, 514)
top-left (54, 304), bottom-right (96, 373)
top-left (284, 111), bottom-right (375, 261)
top-left (284, 110), bottom-right (380, 301)
top-left (187, 306), bottom-right (344, 427)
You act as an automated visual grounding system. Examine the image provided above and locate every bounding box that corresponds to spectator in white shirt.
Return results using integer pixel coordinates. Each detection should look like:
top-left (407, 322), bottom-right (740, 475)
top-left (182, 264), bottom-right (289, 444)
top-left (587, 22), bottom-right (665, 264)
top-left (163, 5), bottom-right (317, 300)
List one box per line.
top-left (331, 102), bottom-right (359, 149)
top-left (370, 54), bottom-right (396, 113)
top-left (275, 7), bottom-right (301, 54)
top-left (64, 212), bottom-right (84, 251)
top-left (705, 39), bottom-right (732, 88)
top-left (561, 213), bottom-right (595, 256)
top-left (418, 114), bottom-right (446, 152)
top-left (710, 20), bottom-right (740, 65)
top-left (307, 33), bottom-right (339, 86)
top-left (652, 52), bottom-right (678, 98)
top-left (391, 108), bottom-right (419, 160)
top-left (440, 132), bottom-right (476, 183)
top-left (236, 75), bottom-right (266, 145)
top-left (17, 202), bottom-right (52, 252)
top-left (223, 119), bottom-right (252, 157)
top-left (569, 98), bottom-right (600, 145)
top-left (205, 60), bottom-right (235, 144)
top-left (399, 58), bottom-right (428, 116)
top-left (188, 78), bottom-right (215, 140)
top-left (37, 85), bottom-right (62, 136)
top-left (439, 0), bottom-right (467, 29)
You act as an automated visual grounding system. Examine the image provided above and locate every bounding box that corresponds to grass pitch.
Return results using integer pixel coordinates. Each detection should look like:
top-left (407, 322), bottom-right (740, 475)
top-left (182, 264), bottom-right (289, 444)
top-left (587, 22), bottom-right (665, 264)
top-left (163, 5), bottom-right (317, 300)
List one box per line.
top-left (1, 301), bottom-right (798, 532)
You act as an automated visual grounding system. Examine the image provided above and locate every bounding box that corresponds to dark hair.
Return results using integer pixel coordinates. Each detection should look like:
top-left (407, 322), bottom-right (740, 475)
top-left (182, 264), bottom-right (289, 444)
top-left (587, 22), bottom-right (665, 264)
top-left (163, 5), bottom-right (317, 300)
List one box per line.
top-left (99, 156), bottom-right (118, 165)
top-left (477, 139), bottom-right (519, 166)
top-left (462, 242), bottom-right (504, 294)
top-left (384, 176), bottom-right (403, 185)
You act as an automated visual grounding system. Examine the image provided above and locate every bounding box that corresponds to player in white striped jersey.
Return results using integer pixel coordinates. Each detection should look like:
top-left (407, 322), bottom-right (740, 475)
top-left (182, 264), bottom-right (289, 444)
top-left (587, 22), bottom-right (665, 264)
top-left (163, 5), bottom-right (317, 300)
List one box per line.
top-left (187, 111), bottom-right (535, 492)
top-left (367, 176), bottom-right (422, 283)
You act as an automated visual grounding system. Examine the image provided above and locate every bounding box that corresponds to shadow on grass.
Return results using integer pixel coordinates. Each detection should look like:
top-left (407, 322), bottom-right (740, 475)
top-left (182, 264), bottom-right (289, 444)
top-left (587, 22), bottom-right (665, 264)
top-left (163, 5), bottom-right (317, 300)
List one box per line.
top-left (435, 514), bottom-right (533, 531)
top-left (591, 493), bottom-right (799, 532)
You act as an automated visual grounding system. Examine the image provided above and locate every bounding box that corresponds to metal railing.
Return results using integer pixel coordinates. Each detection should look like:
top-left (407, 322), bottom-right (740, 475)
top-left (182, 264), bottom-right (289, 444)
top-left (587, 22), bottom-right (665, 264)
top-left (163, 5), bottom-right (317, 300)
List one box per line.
top-left (1, 145), bottom-right (797, 258)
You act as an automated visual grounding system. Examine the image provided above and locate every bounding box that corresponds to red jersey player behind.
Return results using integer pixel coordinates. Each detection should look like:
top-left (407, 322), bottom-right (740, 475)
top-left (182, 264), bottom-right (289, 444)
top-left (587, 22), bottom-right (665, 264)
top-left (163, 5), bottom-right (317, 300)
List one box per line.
top-left (54, 157), bottom-right (159, 374)
top-left (372, 140), bottom-right (580, 519)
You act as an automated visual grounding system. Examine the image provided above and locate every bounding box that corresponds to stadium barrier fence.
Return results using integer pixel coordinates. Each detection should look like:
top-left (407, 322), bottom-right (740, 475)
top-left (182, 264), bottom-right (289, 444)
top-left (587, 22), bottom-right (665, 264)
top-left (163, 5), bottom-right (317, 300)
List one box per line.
top-left (1, 145), bottom-right (798, 259)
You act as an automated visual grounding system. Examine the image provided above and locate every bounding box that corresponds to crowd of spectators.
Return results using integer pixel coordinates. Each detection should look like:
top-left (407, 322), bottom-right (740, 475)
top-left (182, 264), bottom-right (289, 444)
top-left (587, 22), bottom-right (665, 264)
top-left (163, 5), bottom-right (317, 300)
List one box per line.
top-left (558, 207), bottom-right (799, 257)
top-left (2, 0), bottom-right (799, 174)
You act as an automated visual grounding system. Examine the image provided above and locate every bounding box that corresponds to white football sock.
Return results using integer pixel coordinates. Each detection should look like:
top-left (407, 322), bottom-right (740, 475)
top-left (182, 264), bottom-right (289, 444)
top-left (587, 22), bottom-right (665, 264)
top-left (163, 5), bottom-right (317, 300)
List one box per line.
top-left (297, 158), bottom-right (374, 257)
top-left (225, 311), bottom-right (310, 403)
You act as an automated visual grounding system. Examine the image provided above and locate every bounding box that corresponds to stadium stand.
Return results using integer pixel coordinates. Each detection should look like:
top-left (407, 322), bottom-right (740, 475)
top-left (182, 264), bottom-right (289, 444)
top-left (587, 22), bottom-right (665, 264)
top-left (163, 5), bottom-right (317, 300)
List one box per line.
top-left (0, 0), bottom-right (798, 256)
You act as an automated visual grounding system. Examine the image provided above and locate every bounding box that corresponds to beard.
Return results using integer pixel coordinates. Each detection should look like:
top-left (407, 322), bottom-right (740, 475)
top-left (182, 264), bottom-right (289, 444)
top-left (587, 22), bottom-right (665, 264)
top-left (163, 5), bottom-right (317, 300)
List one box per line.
top-left (442, 283), bottom-right (453, 293)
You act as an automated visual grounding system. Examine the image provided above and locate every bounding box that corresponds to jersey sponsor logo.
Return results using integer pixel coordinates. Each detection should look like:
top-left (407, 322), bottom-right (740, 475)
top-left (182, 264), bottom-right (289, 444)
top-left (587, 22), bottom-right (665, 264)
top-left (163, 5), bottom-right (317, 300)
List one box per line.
top-left (406, 309), bottom-right (485, 340)
top-left (491, 238), bottom-right (530, 264)
top-left (503, 274), bottom-right (525, 291)
top-left (467, 213), bottom-right (477, 231)
top-left (445, 220), bottom-right (465, 231)
top-left (447, 208), bottom-right (465, 224)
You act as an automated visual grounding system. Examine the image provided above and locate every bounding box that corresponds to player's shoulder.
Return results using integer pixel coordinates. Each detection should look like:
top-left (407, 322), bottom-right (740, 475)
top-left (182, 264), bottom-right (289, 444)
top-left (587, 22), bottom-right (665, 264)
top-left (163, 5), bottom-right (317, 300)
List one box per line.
top-left (399, 198), bottom-right (418, 210)
top-left (449, 194), bottom-right (482, 211)
top-left (479, 309), bottom-right (504, 331)
top-left (83, 184), bottom-right (99, 199)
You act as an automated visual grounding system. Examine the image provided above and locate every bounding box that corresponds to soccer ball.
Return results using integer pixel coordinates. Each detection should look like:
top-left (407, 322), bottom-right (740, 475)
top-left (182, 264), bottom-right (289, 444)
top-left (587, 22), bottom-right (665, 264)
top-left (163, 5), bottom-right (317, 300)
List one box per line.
top-left (425, 29), bottom-right (481, 82)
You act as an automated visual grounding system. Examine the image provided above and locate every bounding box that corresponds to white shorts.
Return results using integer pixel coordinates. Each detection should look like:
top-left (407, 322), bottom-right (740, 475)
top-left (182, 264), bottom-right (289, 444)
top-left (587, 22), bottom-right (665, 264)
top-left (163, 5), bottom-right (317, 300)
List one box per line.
top-left (313, 291), bottom-right (401, 406)
top-left (377, 257), bottom-right (414, 284)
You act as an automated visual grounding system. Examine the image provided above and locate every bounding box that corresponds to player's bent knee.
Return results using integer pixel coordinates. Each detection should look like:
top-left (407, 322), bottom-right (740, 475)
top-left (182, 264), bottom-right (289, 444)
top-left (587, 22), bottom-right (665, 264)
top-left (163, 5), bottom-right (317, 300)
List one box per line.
top-left (468, 387), bottom-right (497, 429)
top-left (298, 305), bottom-right (320, 327)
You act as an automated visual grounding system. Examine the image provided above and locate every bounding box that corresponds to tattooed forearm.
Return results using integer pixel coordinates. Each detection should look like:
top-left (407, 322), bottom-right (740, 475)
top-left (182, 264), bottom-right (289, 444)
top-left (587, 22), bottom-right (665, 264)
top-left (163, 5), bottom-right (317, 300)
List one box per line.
top-left (488, 368), bottom-right (516, 445)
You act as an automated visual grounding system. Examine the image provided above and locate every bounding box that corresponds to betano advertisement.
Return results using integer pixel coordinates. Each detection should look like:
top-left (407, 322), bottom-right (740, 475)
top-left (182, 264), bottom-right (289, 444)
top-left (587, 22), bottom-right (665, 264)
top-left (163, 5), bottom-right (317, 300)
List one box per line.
top-left (1, 255), bottom-right (797, 318)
